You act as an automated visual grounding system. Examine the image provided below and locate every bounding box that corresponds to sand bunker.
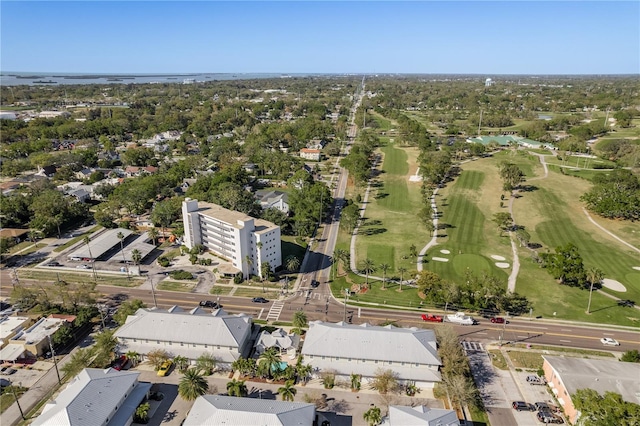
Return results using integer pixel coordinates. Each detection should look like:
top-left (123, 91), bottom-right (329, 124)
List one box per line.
top-left (432, 257), bottom-right (449, 262)
top-left (440, 249), bottom-right (451, 254)
top-left (495, 262), bottom-right (510, 268)
top-left (602, 279), bottom-right (627, 292)
top-left (633, 267), bottom-right (640, 271)
top-left (491, 255), bottom-right (506, 261)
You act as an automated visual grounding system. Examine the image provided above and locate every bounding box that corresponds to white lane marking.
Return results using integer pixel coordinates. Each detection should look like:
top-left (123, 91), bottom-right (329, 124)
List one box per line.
top-left (523, 326), bottom-right (548, 330)
top-left (559, 340), bottom-right (571, 343)
top-left (258, 308), bottom-right (264, 319)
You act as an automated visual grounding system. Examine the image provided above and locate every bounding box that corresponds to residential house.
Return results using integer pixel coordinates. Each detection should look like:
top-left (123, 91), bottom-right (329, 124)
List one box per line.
top-left (114, 306), bottom-right (252, 367)
top-left (31, 368), bottom-right (151, 426)
top-left (124, 166), bottom-right (158, 178)
top-left (183, 395), bottom-right (315, 426)
top-left (542, 355), bottom-right (640, 424)
top-left (255, 190), bottom-right (289, 214)
top-left (0, 181), bottom-right (20, 195)
top-left (301, 321), bottom-right (442, 388)
top-left (0, 228), bottom-right (30, 244)
top-left (182, 199), bottom-right (282, 279)
top-left (300, 148), bottom-right (321, 161)
top-left (254, 327), bottom-right (299, 358)
top-left (380, 405), bottom-right (460, 426)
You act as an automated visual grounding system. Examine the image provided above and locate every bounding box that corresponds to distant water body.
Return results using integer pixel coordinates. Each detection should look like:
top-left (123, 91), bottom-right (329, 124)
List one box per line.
top-left (0, 72), bottom-right (323, 86)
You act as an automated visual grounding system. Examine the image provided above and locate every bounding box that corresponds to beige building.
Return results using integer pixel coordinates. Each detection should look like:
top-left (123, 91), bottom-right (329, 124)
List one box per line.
top-left (182, 199), bottom-right (281, 279)
top-left (542, 355), bottom-right (640, 424)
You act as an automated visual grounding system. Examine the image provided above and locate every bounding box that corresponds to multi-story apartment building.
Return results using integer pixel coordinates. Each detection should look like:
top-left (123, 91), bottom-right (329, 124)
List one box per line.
top-left (182, 198), bottom-right (281, 279)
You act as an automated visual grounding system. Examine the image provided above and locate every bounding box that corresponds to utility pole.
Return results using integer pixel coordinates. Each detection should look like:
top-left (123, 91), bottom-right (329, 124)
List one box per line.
top-left (11, 383), bottom-right (25, 420)
top-left (48, 335), bottom-right (61, 385)
top-left (150, 275), bottom-right (158, 308)
top-left (343, 288), bottom-right (349, 322)
top-left (498, 312), bottom-right (508, 347)
top-left (478, 109), bottom-right (483, 137)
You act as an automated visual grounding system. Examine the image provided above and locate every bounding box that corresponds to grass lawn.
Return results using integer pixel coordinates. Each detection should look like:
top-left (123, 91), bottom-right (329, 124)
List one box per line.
top-left (488, 350), bottom-right (509, 370)
top-left (281, 235), bottom-right (307, 263)
top-left (505, 350), bottom-right (544, 370)
top-left (18, 269), bottom-right (142, 287)
top-left (547, 165), bottom-right (613, 182)
top-left (353, 142), bottom-right (428, 278)
top-left (52, 225), bottom-right (102, 253)
top-left (329, 272), bottom-right (426, 310)
top-left (157, 280), bottom-right (196, 292)
top-left (232, 287), bottom-right (280, 299)
top-left (6, 241), bottom-right (37, 255)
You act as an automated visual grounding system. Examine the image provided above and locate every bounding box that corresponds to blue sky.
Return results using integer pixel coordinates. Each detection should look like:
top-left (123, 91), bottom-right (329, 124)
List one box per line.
top-left (1, 1), bottom-right (638, 74)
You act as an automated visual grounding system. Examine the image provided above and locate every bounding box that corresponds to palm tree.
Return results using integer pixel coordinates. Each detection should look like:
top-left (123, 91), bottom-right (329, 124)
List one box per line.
top-left (397, 266), bottom-right (407, 292)
top-left (285, 255), bottom-right (301, 272)
top-left (147, 227), bottom-right (159, 246)
top-left (360, 258), bottom-right (376, 288)
top-left (174, 355), bottom-right (190, 373)
top-left (196, 353), bottom-right (217, 376)
top-left (278, 380), bottom-right (297, 401)
top-left (117, 231), bottom-right (129, 279)
top-left (363, 406), bottom-right (382, 426)
top-left (226, 379), bottom-right (248, 397)
top-left (295, 362), bottom-right (312, 385)
top-left (333, 249), bottom-right (349, 276)
top-left (292, 310), bottom-right (308, 334)
top-left (178, 369), bottom-right (209, 401)
top-left (83, 236), bottom-right (97, 282)
top-left (125, 351), bottom-right (140, 367)
top-left (244, 255), bottom-right (253, 281)
top-left (61, 348), bottom-right (93, 378)
top-left (258, 348), bottom-right (282, 379)
top-left (131, 249), bottom-right (142, 266)
top-left (134, 402), bottom-right (151, 423)
top-left (379, 263), bottom-right (390, 289)
top-left (586, 267), bottom-right (604, 314)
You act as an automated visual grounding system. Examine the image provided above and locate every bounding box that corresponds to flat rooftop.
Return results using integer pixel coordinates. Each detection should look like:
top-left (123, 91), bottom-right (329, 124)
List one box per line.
top-left (67, 228), bottom-right (134, 260)
top-left (12, 317), bottom-right (67, 345)
top-left (197, 202), bottom-right (279, 232)
top-left (0, 315), bottom-right (30, 341)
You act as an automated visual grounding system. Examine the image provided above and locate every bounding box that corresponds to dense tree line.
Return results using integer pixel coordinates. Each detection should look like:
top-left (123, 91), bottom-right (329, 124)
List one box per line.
top-left (580, 170), bottom-right (640, 221)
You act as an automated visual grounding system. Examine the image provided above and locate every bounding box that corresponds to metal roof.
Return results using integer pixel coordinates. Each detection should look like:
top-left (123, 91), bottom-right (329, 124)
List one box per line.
top-left (386, 405), bottom-right (460, 426)
top-left (301, 321), bottom-right (441, 366)
top-left (183, 395), bottom-right (316, 426)
top-left (67, 228), bottom-right (134, 260)
top-left (32, 368), bottom-right (150, 426)
top-left (120, 233), bottom-right (156, 262)
top-left (114, 307), bottom-right (251, 351)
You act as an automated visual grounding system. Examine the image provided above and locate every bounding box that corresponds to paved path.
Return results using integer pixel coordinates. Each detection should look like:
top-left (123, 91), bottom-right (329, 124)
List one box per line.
top-left (417, 187), bottom-right (441, 272)
top-left (582, 208), bottom-right (640, 255)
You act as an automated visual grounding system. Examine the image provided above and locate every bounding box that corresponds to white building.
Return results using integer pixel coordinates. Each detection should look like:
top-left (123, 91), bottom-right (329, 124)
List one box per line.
top-left (32, 368), bottom-right (151, 426)
top-left (381, 405), bottom-right (460, 426)
top-left (300, 148), bottom-right (321, 161)
top-left (301, 321), bottom-right (442, 388)
top-left (182, 199), bottom-right (282, 279)
top-left (114, 306), bottom-right (252, 367)
top-left (184, 395), bottom-right (315, 426)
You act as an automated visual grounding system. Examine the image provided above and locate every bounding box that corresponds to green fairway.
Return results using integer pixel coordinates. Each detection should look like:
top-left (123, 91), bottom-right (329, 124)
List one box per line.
top-left (424, 168), bottom-right (509, 285)
top-left (354, 142), bottom-right (427, 276)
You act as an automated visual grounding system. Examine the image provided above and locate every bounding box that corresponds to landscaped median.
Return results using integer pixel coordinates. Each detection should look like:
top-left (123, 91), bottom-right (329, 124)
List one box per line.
top-left (18, 269), bottom-right (143, 287)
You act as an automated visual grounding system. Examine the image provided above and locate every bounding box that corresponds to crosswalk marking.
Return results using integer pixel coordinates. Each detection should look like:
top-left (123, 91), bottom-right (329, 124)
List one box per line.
top-left (266, 300), bottom-right (285, 321)
top-left (461, 341), bottom-right (484, 353)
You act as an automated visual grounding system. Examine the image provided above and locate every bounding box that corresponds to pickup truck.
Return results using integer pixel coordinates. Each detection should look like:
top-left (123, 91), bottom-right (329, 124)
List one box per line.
top-left (446, 312), bottom-right (477, 325)
top-left (421, 313), bottom-right (444, 323)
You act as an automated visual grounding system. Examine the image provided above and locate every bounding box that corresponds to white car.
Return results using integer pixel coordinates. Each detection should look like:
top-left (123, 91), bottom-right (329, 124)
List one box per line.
top-left (600, 337), bottom-right (620, 346)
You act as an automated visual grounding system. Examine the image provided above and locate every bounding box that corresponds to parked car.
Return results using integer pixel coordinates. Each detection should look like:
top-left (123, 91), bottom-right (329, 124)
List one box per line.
top-left (76, 264), bottom-right (90, 269)
top-left (157, 360), bottom-right (173, 377)
top-left (199, 300), bottom-right (220, 309)
top-left (600, 337), bottom-right (620, 346)
top-left (512, 401), bottom-right (535, 411)
top-left (421, 313), bottom-right (444, 323)
top-left (252, 297), bottom-right (269, 303)
top-left (310, 280), bottom-right (319, 288)
top-left (490, 317), bottom-right (505, 324)
top-left (537, 410), bottom-right (564, 423)
top-left (0, 366), bottom-right (16, 375)
top-left (535, 402), bottom-right (552, 412)
top-left (527, 375), bottom-right (547, 385)
top-left (0, 378), bottom-right (11, 388)
top-left (111, 355), bottom-right (128, 371)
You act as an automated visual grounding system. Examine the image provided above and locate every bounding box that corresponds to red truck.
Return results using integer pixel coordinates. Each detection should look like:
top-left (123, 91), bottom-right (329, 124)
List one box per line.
top-left (421, 313), bottom-right (444, 323)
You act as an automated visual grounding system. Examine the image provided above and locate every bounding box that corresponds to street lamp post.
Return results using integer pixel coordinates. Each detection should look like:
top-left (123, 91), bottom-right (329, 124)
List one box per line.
top-left (343, 288), bottom-right (349, 322)
top-left (48, 335), bottom-right (61, 385)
